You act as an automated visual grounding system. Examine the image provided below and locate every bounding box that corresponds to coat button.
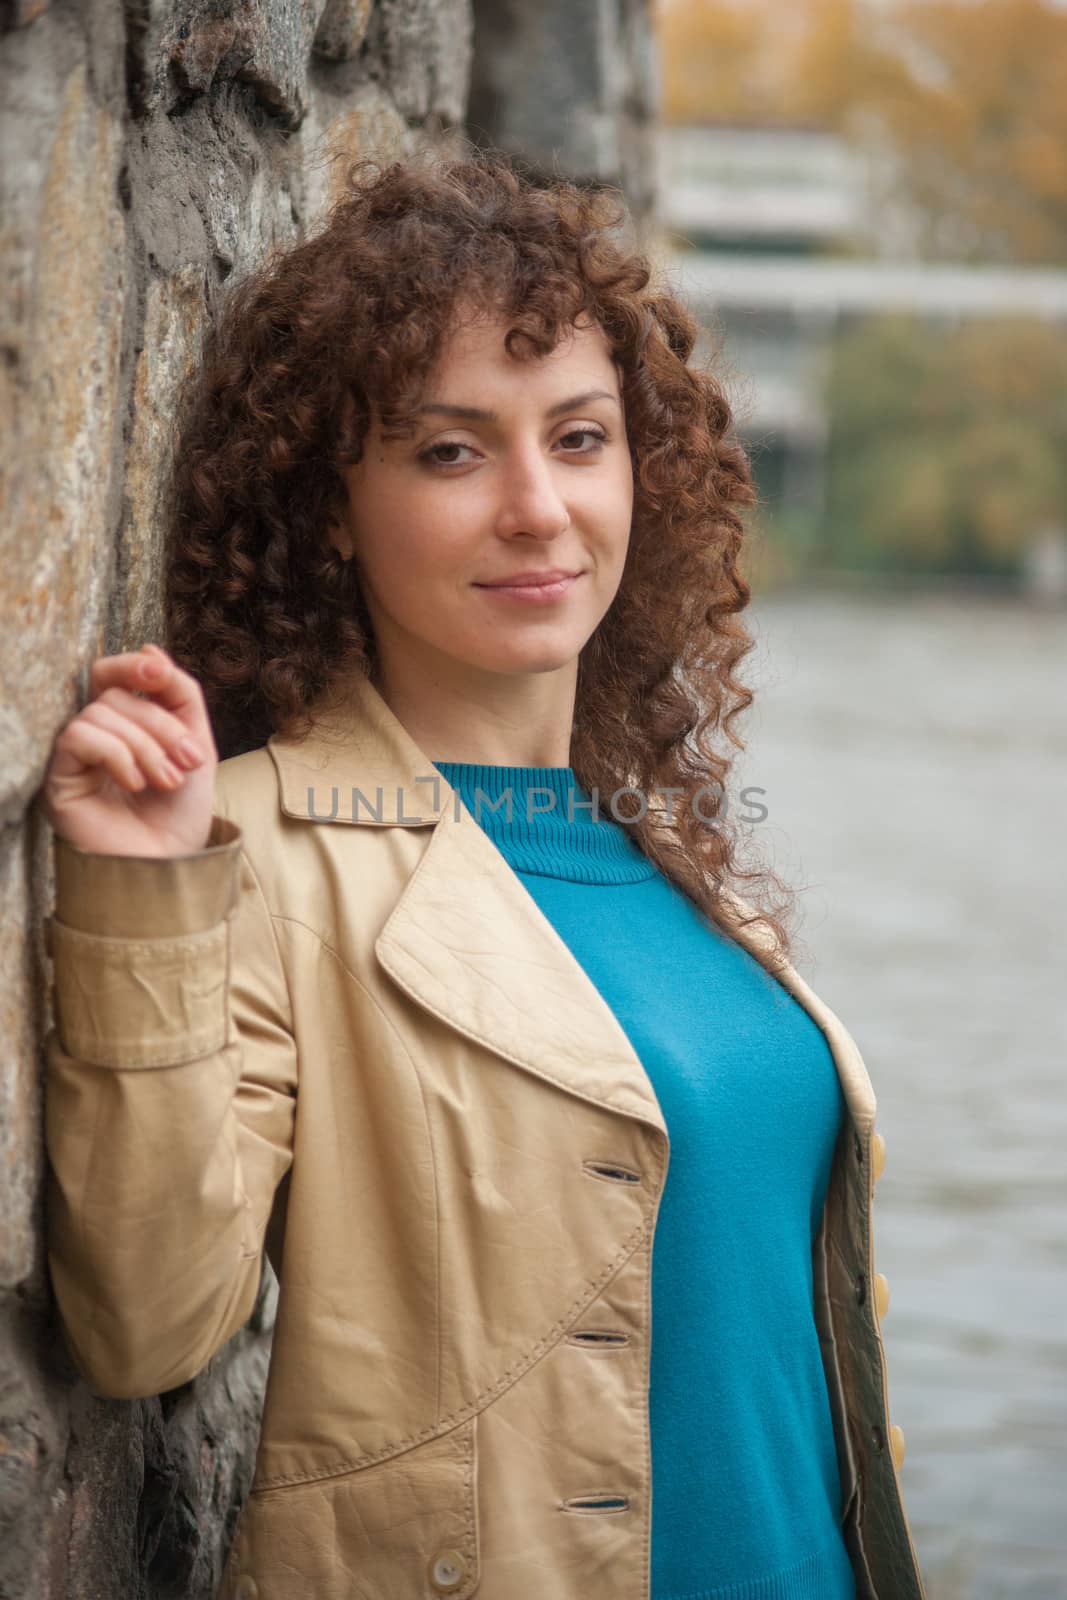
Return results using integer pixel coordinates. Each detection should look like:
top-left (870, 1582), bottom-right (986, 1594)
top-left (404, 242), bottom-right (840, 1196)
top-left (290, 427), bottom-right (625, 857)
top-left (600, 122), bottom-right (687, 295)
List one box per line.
top-left (890, 1424), bottom-right (906, 1471)
top-left (871, 1132), bottom-right (886, 1184)
top-left (874, 1272), bottom-right (890, 1320)
top-left (234, 1579), bottom-right (258, 1600)
top-left (428, 1549), bottom-right (468, 1592)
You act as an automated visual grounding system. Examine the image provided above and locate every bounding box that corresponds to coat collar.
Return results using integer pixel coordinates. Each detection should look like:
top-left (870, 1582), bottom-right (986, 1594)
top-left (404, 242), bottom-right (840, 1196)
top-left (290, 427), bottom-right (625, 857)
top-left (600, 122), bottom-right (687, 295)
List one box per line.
top-left (266, 672), bottom-right (876, 1135)
top-left (267, 667), bottom-right (452, 826)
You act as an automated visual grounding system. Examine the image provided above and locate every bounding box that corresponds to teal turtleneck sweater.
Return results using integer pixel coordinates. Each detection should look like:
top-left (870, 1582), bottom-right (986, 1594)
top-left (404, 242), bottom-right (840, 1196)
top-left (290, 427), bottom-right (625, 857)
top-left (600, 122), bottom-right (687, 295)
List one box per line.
top-left (431, 760), bottom-right (857, 1600)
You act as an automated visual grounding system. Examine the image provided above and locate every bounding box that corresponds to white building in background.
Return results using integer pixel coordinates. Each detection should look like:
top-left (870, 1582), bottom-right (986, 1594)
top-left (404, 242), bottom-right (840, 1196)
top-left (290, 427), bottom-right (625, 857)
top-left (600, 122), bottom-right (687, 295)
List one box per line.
top-left (658, 125), bottom-right (870, 256)
top-left (654, 124), bottom-right (1067, 588)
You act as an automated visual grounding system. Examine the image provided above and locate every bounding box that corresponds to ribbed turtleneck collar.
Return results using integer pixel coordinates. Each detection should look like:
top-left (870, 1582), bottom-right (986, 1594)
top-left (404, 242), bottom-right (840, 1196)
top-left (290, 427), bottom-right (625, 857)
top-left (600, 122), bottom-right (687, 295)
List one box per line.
top-left (430, 761), bottom-right (658, 886)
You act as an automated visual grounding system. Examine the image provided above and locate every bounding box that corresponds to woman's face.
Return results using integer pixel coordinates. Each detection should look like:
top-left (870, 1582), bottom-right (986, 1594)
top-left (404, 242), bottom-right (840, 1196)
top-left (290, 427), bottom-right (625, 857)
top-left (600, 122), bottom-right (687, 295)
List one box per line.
top-left (331, 311), bottom-right (633, 692)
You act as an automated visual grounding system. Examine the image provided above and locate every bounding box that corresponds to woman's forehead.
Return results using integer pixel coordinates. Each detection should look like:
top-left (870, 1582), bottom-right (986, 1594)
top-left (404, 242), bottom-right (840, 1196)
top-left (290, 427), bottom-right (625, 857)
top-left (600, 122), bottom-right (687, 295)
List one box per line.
top-left (429, 312), bottom-right (615, 382)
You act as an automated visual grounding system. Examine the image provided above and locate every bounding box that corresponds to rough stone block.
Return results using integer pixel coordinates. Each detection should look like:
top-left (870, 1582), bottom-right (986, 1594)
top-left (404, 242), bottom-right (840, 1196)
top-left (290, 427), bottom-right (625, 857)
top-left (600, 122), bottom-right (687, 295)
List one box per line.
top-left (468, 0), bottom-right (658, 220)
top-left (128, 0), bottom-right (332, 128)
top-left (0, 54), bottom-right (125, 819)
top-left (363, 0), bottom-right (472, 126)
top-left (2, 0), bottom-right (50, 27)
top-left (118, 265), bottom-right (209, 651)
top-left (313, 0), bottom-right (372, 61)
top-left (300, 79), bottom-right (412, 224)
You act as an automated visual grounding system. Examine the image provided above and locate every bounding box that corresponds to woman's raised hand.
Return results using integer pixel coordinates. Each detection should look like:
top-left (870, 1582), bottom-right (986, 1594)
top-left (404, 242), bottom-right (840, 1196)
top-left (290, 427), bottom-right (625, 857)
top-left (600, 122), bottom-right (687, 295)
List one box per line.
top-left (39, 644), bottom-right (220, 858)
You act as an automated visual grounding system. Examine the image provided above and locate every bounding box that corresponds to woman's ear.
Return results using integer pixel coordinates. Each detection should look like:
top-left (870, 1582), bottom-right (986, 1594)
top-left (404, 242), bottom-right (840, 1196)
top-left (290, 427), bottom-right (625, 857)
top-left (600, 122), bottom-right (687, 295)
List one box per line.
top-left (325, 486), bottom-right (356, 561)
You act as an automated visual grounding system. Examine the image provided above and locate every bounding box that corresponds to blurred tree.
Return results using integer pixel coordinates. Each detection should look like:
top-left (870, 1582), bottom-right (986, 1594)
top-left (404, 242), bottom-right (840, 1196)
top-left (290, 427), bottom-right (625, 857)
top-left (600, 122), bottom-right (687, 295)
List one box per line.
top-left (858, 0), bottom-right (1067, 264)
top-left (822, 315), bottom-right (1067, 572)
top-left (657, 0), bottom-right (855, 127)
top-left (656, 0), bottom-right (1067, 264)
top-left (656, 0), bottom-right (760, 124)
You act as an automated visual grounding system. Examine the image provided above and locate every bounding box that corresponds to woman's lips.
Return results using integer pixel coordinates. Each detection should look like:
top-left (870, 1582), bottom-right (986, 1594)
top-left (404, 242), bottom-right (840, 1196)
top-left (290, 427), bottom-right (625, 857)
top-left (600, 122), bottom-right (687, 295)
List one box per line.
top-left (473, 573), bottom-right (583, 602)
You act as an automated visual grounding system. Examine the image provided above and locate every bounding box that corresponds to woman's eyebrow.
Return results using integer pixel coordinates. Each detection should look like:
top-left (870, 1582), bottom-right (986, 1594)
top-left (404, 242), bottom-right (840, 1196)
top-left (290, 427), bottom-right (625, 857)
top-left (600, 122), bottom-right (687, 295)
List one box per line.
top-left (413, 388), bottom-right (621, 422)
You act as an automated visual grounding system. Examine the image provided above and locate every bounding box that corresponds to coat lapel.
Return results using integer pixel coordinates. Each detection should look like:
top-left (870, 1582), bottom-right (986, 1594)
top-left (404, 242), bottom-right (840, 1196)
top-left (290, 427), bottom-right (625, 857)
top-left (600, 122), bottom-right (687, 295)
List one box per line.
top-left (267, 670), bottom-right (669, 1132)
top-left (267, 669), bottom-right (876, 1138)
top-left (375, 799), bottom-right (670, 1133)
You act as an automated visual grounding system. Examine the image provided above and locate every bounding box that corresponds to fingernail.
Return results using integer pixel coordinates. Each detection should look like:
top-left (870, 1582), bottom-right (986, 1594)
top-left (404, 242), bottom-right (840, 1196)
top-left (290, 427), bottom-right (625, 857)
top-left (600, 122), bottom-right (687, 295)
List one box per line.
top-left (177, 738), bottom-right (203, 767)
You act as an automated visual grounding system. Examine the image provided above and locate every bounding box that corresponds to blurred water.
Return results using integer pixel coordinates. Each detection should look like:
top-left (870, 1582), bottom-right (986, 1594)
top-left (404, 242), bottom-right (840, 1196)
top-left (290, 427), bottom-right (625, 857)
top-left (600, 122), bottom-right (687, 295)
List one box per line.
top-left (736, 589), bottom-right (1067, 1600)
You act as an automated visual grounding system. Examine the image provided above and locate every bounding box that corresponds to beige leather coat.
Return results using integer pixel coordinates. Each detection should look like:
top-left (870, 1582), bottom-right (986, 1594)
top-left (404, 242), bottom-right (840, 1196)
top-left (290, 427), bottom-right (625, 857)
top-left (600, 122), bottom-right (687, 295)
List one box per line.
top-left (44, 670), bottom-right (927, 1600)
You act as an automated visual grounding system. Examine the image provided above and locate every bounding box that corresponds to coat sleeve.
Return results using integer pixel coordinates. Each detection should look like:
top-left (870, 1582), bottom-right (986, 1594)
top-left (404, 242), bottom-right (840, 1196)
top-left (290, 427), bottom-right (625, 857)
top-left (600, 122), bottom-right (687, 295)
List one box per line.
top-left (42, 812), bottom-right (298, 1400)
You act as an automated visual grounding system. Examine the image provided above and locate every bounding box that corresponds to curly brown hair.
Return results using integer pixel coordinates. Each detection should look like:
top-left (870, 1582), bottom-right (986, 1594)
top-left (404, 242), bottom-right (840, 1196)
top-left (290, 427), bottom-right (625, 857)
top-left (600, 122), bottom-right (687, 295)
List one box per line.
top-left (164, 145), bottom-right (798, 963)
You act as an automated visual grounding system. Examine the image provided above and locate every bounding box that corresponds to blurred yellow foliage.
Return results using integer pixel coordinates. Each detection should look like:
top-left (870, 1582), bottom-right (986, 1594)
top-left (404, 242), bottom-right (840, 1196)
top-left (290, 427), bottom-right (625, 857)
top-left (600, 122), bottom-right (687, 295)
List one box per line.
top-left (656, 0), bottom-right (857, 128)
top-left (656, 0), bottom-right (1067, 264)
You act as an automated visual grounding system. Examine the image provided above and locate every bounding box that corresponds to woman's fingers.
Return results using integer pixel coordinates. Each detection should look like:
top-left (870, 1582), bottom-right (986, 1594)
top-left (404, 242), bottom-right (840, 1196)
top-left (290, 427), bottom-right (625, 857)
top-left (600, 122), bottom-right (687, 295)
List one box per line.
top-left (42, 647), bottom-right (218, 858)
top-left (56, 717), bottom-right (151, 793)
top-left (88, 646), bottom-right (216, 751)
top-left (79, 700), bottom-right (189, 789)
top-left (92, 684), bottom-right (208, 770)
top-left (50, 644), bottom-right (216, 793)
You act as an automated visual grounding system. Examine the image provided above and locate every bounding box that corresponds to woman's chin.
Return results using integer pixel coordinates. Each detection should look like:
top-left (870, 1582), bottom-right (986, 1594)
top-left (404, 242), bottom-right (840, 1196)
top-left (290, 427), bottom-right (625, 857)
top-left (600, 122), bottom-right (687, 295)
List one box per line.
top-left (464, 645), bottom-right (583, 679)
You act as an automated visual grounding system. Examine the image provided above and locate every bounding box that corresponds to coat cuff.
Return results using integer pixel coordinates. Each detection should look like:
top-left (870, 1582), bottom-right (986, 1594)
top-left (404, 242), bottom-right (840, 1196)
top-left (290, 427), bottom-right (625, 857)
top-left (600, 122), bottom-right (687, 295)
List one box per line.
top-left (45, 816), bottom-right (243, 1070)
top-left (50, 814), bottom-right (241, 938)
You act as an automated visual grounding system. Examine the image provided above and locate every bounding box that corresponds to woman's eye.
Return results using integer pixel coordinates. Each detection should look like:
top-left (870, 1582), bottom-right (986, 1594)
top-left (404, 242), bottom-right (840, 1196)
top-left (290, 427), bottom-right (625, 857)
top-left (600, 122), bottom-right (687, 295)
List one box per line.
top-left (419, 427), bottom-right (607, 469)
top-left (558, 427), bottom-right (607, 454)
top-left (421, 441), bottom-right (476, 467)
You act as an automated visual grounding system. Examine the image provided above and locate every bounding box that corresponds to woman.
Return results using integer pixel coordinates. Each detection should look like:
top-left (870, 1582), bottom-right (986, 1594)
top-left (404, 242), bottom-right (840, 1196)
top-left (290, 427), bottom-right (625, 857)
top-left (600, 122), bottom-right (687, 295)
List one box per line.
top-left (39, 150), bottom-right (926, 1600)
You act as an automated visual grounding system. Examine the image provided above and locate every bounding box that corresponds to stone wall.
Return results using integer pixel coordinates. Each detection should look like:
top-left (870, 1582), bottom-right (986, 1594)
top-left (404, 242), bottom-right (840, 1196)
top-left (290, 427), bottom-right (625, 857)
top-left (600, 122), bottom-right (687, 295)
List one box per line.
top-left (0, 3), bottom-right (656, 1594)
top-left (468, 0), bottom-right (659, 230)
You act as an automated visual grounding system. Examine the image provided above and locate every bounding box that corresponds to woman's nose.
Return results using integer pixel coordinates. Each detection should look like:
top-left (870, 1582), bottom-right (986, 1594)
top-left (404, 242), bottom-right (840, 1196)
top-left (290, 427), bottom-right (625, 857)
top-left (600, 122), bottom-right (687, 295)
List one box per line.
top-left (493, 452), bottom-right (570, 539)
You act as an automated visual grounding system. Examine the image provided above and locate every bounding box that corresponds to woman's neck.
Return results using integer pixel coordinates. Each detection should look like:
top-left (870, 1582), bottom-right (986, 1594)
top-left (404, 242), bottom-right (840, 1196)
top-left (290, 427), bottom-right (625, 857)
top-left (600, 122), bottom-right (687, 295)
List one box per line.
top-left (370, 657), bottom-right (578, 767)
